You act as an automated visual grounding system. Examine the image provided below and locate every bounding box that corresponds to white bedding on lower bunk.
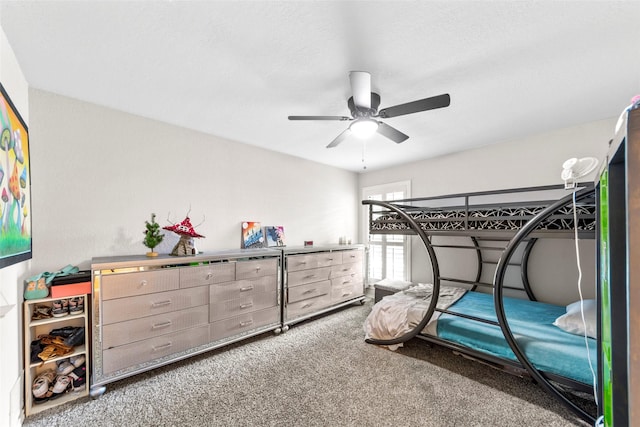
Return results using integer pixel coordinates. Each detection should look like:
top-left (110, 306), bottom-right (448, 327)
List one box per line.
top-left (364, 284), bottom-right (467, 350)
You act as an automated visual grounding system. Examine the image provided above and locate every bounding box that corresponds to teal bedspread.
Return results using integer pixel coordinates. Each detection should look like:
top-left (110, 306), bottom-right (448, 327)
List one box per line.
top-left (435, 291), bottom-right (597, 385)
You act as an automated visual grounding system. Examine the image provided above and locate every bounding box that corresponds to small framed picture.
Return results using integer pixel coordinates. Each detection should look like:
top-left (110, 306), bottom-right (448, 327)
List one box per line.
top-left (265, 226), bottom-right (286, 247)
top-left (241, 221), bottom-right (264, 249)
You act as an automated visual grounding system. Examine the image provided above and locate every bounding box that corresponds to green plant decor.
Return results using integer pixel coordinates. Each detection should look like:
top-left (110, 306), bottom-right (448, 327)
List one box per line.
top-left (143, 213), bottom-right (164, 256)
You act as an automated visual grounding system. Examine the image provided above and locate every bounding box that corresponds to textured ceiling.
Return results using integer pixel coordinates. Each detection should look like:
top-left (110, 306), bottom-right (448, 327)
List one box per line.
top-left (1, 1), bottom-right (639, 172)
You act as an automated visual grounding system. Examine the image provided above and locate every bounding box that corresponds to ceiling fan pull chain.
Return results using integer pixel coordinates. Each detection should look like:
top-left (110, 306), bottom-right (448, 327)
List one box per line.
top-left (362, 141), bottom-right (367, 170)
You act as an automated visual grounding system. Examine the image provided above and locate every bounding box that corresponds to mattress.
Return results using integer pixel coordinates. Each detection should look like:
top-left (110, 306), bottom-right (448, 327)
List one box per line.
top-left (432, 291), bottom-right (597, 385)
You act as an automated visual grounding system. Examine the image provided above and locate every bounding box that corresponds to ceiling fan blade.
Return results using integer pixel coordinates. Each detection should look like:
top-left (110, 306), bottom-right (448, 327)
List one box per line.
top-left (378, 93), bottom-right (450, 118)
top-left (326, 128), bottom-right (352, 148)
top-left (377, 122), bottom-right (409, 144)
top-left (288, 115), bottom-right (351, 121)
top-left (349, 71), bottom-right (371, 110)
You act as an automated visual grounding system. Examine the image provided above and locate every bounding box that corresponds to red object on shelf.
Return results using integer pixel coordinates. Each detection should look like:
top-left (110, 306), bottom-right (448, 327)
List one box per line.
top-left (50, 270), bottom-right (91, 298)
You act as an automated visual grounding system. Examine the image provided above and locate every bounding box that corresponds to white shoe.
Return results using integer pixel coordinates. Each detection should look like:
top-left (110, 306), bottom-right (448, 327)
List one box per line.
top-left (70, 354), bottom-right (85, 368)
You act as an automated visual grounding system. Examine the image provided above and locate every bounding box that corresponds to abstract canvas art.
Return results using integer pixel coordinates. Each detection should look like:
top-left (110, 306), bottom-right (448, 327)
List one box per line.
top-left (241, 221), bottom-right (264, 249)
top-left (0, 83), bottom-right (31, 269)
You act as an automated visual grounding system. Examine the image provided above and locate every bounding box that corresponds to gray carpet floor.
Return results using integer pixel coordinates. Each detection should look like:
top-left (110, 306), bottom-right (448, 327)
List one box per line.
top-left (24, 297), bottom-right (594, 426)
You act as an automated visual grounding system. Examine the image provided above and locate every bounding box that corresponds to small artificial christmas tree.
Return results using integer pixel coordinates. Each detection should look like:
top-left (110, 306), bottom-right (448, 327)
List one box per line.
top-left (143, 213), bottom-right (164, 257)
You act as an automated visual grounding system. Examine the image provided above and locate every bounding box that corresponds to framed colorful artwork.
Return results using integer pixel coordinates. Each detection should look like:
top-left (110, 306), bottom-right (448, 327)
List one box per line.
top-left (0, 82), bottom-right (31, 269)
top-left (241, 221), bottom-right (264, 249)
top-left (265, 226), bottom-right (286, 247)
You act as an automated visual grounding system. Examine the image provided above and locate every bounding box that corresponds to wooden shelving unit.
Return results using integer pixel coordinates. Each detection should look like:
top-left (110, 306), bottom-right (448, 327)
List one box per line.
top-left (23, 294), bottom-right (90, 417)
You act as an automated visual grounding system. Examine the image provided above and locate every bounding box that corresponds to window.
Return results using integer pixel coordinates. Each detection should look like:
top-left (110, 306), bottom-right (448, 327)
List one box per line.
top-left (362, 181), bottom-right (411, 284)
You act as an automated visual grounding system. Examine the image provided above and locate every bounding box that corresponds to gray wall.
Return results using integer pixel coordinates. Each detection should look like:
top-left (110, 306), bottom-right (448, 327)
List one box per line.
top-left (29, 90), bottom-right (359, 272)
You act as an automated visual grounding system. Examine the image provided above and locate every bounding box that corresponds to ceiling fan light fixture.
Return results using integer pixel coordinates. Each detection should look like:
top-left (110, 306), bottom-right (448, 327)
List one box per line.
top-left (350, 118), bottom-right (378, 139)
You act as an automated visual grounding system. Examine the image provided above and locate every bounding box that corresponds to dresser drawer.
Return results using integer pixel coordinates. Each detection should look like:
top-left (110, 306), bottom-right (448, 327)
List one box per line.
top-left (287, 266), bottom-right (331, 287)
top-left (288, 280), bottom-right (331, 303)
top-left (210, 306), bottom-right (280, 341)
top-left (210, 275), bottom-right (277, 301)
top-left (340, 249), bottom-right (363, 264)
top-left (236, 258), bottom-right (278, 280)
top-left (330, 274), bottom-right (362, 290)
top-left (330, 278), bottom-right (364, 303)
top-left (330, 262), bottom-right (362, 278)
top-left (286, 293), bottom-right (331, 319)
top-left (101, 269), bottom-right (180, 300)
top-left (210, 291), bottom-right (278, 322)
top-left (102, 286), bottom-right (209, 325)
top-left (102, 325), bottom-right (210, 374)
top-left (102, 305), bottom-right (210, 348)
top-left (286, 253), bottom-right (340, 272)
top-left (180, 263), bottom-right (235, 288)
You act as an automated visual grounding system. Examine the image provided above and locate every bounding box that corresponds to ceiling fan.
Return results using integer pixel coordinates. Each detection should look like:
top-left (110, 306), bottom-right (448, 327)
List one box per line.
top-left (288, 71), bottom-right (450, 148)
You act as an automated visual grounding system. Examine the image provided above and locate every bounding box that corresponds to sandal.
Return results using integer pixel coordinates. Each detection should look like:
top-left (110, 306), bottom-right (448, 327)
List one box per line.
top-left (56, 360), bottom-right (75, 376)
top-left (31, 304), bottom-right (52, 320)
top-left (32, 370), bottom-right (56, 402)
top-left (39, 335), bottom-right (68, 346)
top-left (49, 375), bottom-right (71, 400)
top-left (70, 354), bottom-right (85, 368)
top-left (68, 365), bottom-right (86, 389)
top-left (38, 342), bottom-right (73, 362)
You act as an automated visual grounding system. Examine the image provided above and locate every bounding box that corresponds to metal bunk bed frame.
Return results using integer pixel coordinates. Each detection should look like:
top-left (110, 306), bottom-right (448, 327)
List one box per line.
top-left (362, 183), bottom-right (597, 424)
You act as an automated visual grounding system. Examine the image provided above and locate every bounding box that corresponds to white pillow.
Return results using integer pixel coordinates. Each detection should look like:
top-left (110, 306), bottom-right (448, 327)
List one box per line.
top-left (553, 299), bottom-right (597, 339)
top-left (373, 278), bottom-right (413, 291)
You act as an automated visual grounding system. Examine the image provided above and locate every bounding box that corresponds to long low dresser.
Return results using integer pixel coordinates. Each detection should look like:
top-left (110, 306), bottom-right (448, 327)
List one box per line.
top-left (90, 249), bottom-right (282, 396)
top-left (282, 245), bottom-right (365, 329)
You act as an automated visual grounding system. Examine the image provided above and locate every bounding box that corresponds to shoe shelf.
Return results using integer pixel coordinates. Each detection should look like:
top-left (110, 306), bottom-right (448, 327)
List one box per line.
top-left (23, 294), bottom-right (90, 417)
top-left (27, 345), bottom-right (87, 369)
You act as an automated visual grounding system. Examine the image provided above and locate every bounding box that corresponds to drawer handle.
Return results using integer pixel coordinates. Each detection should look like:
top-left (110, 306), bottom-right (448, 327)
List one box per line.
top-left (302, 303), bottom-right (313, 309)
top-left (151, 300), bottom-right (172, 308)
top-left (255, 266), bottom-right (261, 271)
top-left (240, 302), bottom-right (254, 309)
top-left (303, 288), bottom-right (317, 294)
top-left (152, 320), bottom-right (172, 330)
top-left (240, 320), bottom-right (254, 327)
top-left (152, 342), bottom-right (172, 352)
top-left (342, 280), bottom-right (351, 285)
top-left (140, 280), bottom-right (148, 287)
top-left (342, 292), bottom-right (353, 297)
top-left (206, 273), bottom-right (213, 280)
top-left (303, 274), bottom-right (316, 280)
top-left (240, 285), bottom-right (254, 292)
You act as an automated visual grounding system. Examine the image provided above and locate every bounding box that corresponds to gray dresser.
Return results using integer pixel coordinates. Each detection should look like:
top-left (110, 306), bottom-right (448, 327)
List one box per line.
top-left (90, 249), bottom-right (281, 396)
top-left (282, 245), bottom-right (365, 329)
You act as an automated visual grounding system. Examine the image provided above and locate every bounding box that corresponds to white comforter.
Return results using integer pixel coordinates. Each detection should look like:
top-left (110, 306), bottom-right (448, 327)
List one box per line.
top-left (364, 283), bottom-right (467, 350)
